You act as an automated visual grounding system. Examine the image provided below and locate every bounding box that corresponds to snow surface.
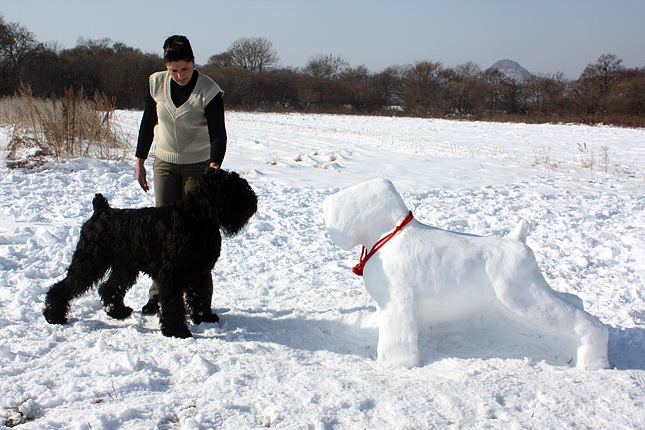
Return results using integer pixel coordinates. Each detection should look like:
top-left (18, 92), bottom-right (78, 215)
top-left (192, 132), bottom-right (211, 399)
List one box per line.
top-left (1, 111), bottom-right (645, 428)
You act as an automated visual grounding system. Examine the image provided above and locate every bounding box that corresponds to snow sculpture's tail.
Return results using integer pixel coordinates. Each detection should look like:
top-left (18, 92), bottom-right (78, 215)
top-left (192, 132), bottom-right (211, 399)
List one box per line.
top-left (507, 219), bottom-right (528, 243)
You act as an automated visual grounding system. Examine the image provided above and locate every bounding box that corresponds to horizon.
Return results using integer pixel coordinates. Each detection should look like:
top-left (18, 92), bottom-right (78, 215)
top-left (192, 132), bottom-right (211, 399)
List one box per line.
top-left (2, 1), bottom-right (644, 80)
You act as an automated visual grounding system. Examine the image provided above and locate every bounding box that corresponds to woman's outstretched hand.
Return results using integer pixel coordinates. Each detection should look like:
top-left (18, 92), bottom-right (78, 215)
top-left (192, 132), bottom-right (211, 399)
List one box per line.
top-left (136, 158), bottom-right (149, 192)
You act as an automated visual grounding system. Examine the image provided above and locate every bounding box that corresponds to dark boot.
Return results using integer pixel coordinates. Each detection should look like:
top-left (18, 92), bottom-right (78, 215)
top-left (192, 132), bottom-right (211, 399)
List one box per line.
top-left (141, 298), bottom-right (159, 315)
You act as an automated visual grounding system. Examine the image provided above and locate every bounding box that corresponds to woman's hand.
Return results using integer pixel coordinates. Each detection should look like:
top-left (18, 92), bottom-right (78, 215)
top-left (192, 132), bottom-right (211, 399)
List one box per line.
top-left (136, 158), bottom-right (149, 192)
top-left (210, 162), bottom-right (220, 169)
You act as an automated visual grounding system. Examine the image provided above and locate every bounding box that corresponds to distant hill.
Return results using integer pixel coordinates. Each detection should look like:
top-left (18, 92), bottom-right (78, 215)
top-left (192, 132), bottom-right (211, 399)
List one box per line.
top-left (486, 59), bottom-right (532, 81)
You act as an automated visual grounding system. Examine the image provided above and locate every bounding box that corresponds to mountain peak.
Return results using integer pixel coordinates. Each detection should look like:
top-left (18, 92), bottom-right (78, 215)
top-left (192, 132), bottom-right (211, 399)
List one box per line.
top-left (487, 59), bottom-right (532, 80)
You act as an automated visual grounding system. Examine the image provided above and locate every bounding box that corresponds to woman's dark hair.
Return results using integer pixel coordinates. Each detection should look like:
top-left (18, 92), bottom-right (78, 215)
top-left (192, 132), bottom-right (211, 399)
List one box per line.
top-left (163, 35), bottom-right (194, 63)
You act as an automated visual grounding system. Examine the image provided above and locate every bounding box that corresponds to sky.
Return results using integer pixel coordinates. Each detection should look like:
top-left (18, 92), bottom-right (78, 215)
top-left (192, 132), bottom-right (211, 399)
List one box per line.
top-left (2, 0), bottom-right (644, 79)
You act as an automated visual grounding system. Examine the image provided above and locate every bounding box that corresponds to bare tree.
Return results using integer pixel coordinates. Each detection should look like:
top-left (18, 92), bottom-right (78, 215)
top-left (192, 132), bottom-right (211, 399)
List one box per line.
top-left (373, 65), bottom-right (405, 106)
top-left (454, 61), bottom-right (482, 79)
top-left (207, 51), bottom-right (234, 69)
top-left (0, 14), bottom-right (40, 94)
top-left (604, 67), bottom-right (645, 117)
top-left (401, 60), bottom-right (446, 114)
top-left (302, 54), bottom-right (350, 80)
top-left (524, 72), bottom-right (567, 115)
top-left (200, 65), bottom-right (252, 106)
top-left (575, 54), bottom-right (624, 114)
top-left (581, 54), bottom-right (623, 96)
top-left (225, 37), bottom-right (279, 73)
top-left (444, 62), bottom-right (487, 117)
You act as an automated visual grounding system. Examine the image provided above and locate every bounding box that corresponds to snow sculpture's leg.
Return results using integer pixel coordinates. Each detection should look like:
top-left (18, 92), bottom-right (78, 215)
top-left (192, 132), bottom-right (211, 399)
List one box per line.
top-left (376, 284), bottom-right (419, 368)
top-left (490, 256), bottom-right (609, 370)
top-left (573, 313), bottom-right (610, 370)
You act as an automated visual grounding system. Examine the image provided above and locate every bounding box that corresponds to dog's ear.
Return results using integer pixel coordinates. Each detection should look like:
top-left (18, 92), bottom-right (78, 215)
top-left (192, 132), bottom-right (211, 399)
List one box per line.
top-left (181, 169), bottom-right (258, 235)
top-left (216, 171), bottom-right (258, 236)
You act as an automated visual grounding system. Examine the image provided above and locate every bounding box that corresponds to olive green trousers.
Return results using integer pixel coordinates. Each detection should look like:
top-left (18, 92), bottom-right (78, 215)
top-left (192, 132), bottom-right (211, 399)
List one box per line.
top-left (148, 158), bottom-right (211, 299)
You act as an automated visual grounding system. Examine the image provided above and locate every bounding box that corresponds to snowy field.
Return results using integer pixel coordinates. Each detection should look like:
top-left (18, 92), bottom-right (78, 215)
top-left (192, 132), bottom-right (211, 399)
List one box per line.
top-left (1, 111), bottom-right (645, 429)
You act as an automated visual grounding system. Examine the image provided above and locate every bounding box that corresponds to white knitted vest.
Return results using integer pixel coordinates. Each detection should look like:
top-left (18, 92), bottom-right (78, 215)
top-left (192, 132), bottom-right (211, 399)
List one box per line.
top-left (150, 71), bottom-right (223, 164)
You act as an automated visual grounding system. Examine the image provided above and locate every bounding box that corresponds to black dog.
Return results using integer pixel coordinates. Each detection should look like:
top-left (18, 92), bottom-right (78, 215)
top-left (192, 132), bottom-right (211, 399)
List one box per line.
top-left (43, 168), bottom-right (257, 338)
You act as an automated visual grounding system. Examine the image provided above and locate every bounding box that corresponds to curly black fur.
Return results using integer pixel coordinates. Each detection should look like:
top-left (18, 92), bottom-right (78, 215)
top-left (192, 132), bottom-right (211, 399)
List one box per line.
top-left (43, 168), bottom-right (257, 338)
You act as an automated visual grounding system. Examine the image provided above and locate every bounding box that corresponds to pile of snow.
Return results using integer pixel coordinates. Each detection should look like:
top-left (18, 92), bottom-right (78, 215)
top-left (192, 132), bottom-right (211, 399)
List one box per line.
top-left (1, 111), bottom-right (644, 428)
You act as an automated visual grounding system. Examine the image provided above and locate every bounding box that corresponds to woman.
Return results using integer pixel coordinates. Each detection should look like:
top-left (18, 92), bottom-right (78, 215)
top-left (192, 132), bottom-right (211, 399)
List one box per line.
top-left (135, 35), bottom-right (227, 315)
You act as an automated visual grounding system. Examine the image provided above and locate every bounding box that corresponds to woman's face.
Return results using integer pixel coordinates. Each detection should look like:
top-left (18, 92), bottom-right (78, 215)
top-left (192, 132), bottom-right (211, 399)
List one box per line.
top-left (166, 59), bottom-right (195, 86)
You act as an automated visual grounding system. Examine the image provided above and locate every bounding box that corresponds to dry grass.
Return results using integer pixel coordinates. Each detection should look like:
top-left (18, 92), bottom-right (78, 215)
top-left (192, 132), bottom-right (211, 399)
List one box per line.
top-left (0, 85), bottom-right (128, 169)
top-left (2, 398), bottom-right (36, 427)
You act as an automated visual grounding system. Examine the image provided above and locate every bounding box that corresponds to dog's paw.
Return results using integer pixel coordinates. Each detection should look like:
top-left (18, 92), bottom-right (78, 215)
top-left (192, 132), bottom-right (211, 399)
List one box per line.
top-left (201, 312), bottom-right (219, 324)
top-left (162, 325), bottom-right (193, 338)
top-left (43, 308), bottom-right (68, 325)
top-left (105, 303), bottom-right (134, 320)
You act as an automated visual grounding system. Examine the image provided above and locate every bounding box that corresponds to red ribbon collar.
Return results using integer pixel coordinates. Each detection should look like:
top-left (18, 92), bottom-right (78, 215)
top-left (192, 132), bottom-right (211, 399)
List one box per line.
top-left (352, 211), bottom-right (414, 276)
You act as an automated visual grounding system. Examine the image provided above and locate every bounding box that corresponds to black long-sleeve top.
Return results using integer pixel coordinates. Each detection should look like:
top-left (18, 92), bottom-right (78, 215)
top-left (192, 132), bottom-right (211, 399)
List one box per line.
top-left (135, 70), bottom-right (227, 166)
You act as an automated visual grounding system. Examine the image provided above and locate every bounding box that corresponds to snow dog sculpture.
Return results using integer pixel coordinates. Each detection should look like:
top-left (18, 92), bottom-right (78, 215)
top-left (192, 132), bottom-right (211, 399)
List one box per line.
top-left (323, 178), bottom-right (609, 370)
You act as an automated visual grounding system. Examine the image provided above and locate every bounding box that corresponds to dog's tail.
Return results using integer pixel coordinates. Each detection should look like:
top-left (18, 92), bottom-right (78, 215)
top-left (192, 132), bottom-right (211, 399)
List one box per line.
top-left (92, 193), bottom-right (110, 211)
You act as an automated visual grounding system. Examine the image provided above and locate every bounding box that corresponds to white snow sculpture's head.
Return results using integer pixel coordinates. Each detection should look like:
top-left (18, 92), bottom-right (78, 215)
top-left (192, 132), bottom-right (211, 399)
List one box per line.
top-left (323, 178), bottom-right (409, 250)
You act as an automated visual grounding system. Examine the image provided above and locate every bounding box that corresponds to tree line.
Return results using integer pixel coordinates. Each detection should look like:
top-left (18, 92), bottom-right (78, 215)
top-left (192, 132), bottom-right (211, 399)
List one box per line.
top-left (2, 15), bottom-right (643, 126)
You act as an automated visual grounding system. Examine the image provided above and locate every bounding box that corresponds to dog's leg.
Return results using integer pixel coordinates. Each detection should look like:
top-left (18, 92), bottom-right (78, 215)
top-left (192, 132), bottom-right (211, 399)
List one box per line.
top-left (43, 247), bottom-right (110, 324)
top-left (98, 266), bottom-right (137, 319)
top-left (43, 279), bottom-right (74, 324)
top-left (156, 273), bottom-right (192, 338)
top-left (186, 272), bottom-right (219, 325)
